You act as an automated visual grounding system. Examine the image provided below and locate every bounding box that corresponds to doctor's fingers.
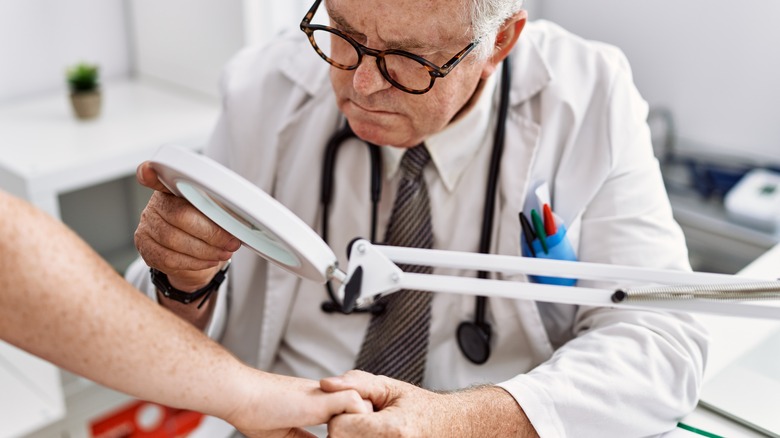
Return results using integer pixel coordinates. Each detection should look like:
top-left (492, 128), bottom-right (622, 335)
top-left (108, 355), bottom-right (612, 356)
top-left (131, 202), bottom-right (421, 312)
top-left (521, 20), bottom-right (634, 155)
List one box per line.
top-left (137, 209), bottom-right (234, 263)
top-left (135, 226), bottom-right (223, 273)
top-left (328, 410), bottom-right (409, 438)
top-left (136, 161), bottom-right (171, 193)
top-left (241, 428), bottom-right (316, 438)
top-left (142, 191), bottom-right (240, 251)
top-left (135, 205), bottom-right (235, 272)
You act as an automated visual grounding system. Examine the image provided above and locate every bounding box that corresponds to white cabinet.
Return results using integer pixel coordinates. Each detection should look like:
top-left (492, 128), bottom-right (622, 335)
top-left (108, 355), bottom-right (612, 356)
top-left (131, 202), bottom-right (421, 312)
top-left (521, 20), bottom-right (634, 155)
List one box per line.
top-left (0, 78), bottom-right (218, 269)
top-left (0, 78), bottom-right (217, 218)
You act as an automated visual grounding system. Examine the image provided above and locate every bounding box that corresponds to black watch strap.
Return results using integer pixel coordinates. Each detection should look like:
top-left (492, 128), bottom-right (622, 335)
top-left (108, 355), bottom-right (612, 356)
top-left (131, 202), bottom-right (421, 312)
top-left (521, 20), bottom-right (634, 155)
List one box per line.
top-left (151, 261), bottom-right (231, 309)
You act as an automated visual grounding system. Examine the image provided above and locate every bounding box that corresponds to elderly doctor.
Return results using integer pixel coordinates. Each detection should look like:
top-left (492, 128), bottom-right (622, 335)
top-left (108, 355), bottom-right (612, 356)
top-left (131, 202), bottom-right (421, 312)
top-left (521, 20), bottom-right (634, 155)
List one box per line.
top-left (129, 0), bottom-right (708, 436)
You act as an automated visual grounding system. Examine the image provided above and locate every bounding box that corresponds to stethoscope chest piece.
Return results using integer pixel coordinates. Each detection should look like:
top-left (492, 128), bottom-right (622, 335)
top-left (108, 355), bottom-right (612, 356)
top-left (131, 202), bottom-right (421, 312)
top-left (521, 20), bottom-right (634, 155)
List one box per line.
top-left (456, 320), bottom-right (492, 365)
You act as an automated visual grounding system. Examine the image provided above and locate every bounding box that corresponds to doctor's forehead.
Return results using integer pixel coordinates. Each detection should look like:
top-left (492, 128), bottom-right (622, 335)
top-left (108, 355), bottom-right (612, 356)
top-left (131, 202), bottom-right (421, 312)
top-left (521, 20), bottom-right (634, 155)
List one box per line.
top-left (324, 0), bottom-right (472, 48)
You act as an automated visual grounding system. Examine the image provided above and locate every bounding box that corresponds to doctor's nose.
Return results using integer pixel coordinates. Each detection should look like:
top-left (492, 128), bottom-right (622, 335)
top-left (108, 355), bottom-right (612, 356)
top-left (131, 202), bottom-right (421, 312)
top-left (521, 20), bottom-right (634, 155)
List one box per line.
top-left (352, 57), bottom-right (392, 96)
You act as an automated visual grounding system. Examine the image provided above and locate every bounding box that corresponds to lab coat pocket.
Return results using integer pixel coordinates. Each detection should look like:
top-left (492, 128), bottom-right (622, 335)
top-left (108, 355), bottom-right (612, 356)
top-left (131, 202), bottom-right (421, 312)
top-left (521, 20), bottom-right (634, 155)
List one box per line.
top-left (522, 224), bottom-right (578, 286)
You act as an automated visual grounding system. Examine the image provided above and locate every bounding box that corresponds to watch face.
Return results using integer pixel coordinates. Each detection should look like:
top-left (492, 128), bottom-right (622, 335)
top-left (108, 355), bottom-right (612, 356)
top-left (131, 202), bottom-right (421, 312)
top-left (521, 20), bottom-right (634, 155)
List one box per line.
top-left (149, 145), bottom-right (339, 284)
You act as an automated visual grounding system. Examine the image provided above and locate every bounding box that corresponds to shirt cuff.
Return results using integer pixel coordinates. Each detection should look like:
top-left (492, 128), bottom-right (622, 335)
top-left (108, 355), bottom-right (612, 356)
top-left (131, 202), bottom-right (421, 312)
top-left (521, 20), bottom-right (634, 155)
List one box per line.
top-left (496, 374), bottom-right (565, 438)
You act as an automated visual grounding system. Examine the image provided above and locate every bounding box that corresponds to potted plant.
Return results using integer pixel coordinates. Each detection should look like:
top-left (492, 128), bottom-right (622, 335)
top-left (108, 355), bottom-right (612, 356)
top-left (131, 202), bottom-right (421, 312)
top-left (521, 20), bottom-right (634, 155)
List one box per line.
top-left (66, 62), bottom-right (101, 120)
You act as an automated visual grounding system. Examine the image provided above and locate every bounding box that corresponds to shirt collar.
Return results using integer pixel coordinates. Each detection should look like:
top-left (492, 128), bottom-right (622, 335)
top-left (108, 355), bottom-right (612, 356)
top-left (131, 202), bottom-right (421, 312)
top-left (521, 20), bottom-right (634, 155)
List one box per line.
top-left (382, 71), bottom-right (498, 191)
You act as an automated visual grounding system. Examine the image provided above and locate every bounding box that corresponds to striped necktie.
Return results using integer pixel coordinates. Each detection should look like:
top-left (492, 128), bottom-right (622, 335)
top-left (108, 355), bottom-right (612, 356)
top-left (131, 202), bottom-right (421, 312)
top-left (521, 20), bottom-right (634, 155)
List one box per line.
top-left (354, 144), bottom-right (433, 386)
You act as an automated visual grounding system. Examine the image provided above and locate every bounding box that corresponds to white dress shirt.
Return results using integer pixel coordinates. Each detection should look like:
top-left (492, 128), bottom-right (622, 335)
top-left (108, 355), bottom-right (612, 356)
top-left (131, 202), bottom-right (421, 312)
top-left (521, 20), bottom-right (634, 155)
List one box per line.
top-left (271, 72), bottom-right (542, 391)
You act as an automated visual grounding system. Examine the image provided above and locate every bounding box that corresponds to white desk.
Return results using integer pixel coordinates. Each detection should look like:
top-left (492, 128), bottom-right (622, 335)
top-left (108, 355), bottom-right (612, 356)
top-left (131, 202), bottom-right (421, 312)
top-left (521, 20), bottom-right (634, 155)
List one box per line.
top-left (679, 243), bottom-right (780, 437)
top-left (0, 344), bottom-right (65, 438)
top-left (0, 78), bottom-right (218, 219)
top-left (0, 78), bottom-right (219, 437)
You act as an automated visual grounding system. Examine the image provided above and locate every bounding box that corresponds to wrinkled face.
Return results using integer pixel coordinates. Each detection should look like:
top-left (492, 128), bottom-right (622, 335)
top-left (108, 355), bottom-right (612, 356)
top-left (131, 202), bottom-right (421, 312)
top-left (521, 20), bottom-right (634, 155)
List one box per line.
top-left (325, 0), bottom-right (491, 148)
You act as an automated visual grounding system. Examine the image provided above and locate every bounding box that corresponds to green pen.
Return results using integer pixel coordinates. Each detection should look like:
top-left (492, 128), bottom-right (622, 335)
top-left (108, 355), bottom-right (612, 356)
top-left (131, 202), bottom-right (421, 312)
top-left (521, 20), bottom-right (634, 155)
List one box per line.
top-left (676, 422), bottom-right (723, 438)
top-left (530, 209), bottom-right (549, 254)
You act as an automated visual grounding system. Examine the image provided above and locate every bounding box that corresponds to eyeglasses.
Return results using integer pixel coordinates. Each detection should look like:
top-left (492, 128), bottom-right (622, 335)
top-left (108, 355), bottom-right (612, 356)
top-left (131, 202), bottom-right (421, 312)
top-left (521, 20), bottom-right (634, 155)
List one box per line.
top-left (300, 0), bottom-right (479, 95)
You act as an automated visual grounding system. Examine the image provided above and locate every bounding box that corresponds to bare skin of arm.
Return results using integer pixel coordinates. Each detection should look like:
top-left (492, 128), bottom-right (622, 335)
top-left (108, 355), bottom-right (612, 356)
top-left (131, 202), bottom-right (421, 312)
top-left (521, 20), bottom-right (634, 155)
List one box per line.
top-left (0, 191), bottom-right (369, 438)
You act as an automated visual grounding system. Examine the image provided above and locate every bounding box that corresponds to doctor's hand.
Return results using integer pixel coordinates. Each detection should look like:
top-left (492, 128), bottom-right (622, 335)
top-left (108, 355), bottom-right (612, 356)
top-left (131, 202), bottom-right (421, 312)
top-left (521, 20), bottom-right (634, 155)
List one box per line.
top-left (321, 370), bottom-right (539, 438)
top-left (134, 161), bottom-right (241, 293)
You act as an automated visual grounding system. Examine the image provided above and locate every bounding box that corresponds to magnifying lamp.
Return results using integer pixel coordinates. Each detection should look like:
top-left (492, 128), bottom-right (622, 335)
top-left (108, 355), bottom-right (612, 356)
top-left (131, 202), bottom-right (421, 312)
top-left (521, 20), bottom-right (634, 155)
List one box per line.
top-left (149, 145), bottom-right (780, 320)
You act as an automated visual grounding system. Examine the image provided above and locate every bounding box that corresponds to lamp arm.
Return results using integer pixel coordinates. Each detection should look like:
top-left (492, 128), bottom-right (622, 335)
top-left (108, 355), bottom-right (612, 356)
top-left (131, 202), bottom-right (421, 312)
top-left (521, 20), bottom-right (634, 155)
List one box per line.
top-left (377, 245), bottom-right (749, 286)
top-left (341, 239), bottom-right (780, 320)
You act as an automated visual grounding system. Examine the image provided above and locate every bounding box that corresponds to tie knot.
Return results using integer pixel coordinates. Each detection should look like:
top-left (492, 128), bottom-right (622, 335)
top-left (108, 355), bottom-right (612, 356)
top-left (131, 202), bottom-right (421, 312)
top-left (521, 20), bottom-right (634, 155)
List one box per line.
top-left (399, 144), bottom-right (431, 180)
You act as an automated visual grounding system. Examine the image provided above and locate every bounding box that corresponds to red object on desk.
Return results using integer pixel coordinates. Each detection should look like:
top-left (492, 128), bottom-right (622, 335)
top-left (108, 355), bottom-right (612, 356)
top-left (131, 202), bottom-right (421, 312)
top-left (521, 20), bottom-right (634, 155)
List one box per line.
top-left (543, 203), bottom-right (557, 235)
top-left (90, 400), bottom-right (204, 438)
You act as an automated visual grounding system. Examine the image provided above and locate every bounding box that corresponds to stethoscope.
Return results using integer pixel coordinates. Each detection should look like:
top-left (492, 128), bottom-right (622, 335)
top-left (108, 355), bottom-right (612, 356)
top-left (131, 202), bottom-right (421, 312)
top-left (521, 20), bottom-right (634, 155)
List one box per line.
top-left (319, 58), bottom-right (512, 365)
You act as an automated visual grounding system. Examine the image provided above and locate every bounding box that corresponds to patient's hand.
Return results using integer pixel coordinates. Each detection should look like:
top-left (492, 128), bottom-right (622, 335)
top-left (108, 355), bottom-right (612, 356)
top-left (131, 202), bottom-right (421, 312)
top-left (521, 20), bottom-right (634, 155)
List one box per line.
top-left (226, 372), bottom-right (371, 437)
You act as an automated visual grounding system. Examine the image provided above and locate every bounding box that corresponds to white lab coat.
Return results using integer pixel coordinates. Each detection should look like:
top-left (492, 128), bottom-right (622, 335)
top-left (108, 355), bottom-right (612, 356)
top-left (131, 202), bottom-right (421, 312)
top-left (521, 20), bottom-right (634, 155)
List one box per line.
top-left (128, 20), bottom-right (707, 437)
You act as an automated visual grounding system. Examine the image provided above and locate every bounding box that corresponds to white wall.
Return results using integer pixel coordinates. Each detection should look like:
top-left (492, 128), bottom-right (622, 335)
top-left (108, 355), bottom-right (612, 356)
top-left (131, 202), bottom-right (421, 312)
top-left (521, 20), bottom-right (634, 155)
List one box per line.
top-left (0, 0), bottom-right (130, 103)
top-left (243, 0), bottom-right (543, 47)
top-left (2, 1), bottom-right (777, 167)
top-left (244, 0), bottom-right (310, 47)
top-left (128, 0), bottom-right (246, 98)
top-left (537, 1), bottom-right (780, 166)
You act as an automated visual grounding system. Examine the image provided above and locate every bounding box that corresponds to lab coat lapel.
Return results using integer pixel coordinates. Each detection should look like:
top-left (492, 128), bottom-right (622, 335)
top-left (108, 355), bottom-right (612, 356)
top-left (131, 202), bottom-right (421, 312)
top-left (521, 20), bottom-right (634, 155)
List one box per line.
top-left (494, 25), bottom-right (554, 246)
top-left (492, 110), bottom-right (556, 361)
top-left (494, 112), bottom-right (540, 259)
top-left (493, 30), bottom-right (551, 259)
top-left (256, 72), bottom-right (341, 370)
top-left (490, 36), bottom-right (558, 361)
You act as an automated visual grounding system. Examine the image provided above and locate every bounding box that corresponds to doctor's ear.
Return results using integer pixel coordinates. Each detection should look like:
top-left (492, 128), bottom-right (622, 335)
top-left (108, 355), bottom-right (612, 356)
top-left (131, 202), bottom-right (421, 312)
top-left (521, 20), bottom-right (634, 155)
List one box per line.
top-left (480, 10), bottom-right (527, 79)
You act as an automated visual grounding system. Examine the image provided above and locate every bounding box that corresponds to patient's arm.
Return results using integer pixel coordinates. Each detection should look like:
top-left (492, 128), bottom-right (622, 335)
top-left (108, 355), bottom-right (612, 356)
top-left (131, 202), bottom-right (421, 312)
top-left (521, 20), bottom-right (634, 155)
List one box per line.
top-left (0, 191), bottom-right (368, 437)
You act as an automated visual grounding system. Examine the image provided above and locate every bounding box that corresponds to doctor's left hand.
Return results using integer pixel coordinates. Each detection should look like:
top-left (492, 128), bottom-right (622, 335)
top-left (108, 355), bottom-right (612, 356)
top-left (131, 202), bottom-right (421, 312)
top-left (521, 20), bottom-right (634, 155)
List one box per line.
top-left (320, 370), bottom-right (539, 437)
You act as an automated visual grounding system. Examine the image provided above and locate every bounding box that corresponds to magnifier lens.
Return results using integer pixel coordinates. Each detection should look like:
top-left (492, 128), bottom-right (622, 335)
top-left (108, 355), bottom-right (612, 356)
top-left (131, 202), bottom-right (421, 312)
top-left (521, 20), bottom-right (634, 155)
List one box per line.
top-left (176, 181), bottom-right (301, 268)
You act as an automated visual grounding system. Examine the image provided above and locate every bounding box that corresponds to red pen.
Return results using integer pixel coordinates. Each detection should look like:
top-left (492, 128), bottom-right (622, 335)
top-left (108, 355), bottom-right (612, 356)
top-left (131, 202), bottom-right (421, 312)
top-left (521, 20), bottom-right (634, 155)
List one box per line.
top-left (543, 203), bottom-right (557, 235)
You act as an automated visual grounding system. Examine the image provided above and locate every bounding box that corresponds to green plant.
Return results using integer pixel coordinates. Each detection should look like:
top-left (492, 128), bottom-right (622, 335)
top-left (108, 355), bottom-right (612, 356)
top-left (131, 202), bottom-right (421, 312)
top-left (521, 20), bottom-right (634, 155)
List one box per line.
top-left (66, 62), bottom-right (100, 93)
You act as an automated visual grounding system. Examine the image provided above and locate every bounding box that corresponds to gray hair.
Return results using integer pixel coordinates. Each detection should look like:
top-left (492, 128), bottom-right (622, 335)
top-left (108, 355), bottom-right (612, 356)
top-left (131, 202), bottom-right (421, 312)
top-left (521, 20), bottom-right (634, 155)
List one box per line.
top-left (464, 0), bottom-right (524, 60)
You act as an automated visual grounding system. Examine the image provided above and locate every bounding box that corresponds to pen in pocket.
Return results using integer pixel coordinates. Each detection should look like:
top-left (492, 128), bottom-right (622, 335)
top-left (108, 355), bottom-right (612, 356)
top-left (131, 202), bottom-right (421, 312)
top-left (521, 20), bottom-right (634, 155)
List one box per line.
top-left (520, 205), bottom-right (578, 286)
top-left (530, 209), bottom-right (549, 254)
top-left (518, 212), bottom-right (537, 257)
top-left (543, 203), bottom-right (557, 235)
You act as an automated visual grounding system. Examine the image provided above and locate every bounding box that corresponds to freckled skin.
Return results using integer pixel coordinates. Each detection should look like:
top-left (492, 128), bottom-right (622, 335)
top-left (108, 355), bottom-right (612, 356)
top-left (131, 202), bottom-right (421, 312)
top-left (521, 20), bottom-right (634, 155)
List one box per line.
top-left (0, 191), bottom-right (371, 438)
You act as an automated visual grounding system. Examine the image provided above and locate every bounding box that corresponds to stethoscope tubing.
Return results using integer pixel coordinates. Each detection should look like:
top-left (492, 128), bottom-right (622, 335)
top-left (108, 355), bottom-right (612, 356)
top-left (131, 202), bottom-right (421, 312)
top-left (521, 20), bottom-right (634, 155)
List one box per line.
top-left (320, 123), bottom-right (384, 314)
top-left (319, 56), bottom-right (513, 362)
top-left (474, 57), bottom-right (512, 328)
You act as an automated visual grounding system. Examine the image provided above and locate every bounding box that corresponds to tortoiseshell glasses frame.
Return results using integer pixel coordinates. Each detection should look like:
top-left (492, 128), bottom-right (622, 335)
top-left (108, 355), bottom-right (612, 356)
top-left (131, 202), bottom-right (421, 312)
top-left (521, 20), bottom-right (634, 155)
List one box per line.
top-left (300, 0), bottom-right (479, 95)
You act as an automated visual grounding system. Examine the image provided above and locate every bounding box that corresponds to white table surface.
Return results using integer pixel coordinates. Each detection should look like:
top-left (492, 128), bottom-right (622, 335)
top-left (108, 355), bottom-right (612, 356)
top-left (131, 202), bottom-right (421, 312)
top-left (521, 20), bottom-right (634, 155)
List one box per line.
top-left (0, 343), bottom-right (65, 438)
top-left (678, 243), bottom-right (780, 437)
top-left (0, 78), bottom-right (219, 218)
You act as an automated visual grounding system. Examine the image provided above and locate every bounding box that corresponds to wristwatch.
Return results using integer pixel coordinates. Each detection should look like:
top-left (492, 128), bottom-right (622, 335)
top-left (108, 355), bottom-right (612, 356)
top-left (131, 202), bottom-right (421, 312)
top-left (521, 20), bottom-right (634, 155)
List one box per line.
top-left (150, 261), bottom-right (231, 309)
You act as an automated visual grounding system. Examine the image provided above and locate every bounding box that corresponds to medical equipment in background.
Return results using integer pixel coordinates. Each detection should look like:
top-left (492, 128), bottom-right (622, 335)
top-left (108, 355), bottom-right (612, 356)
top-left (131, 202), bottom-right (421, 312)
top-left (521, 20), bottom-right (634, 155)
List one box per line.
top-left (724, 168), bottom-right (780, 233)
top-left (647, 107), bottom-right (780, 202)
top-left (647, 108), bottom-right (780, 275)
